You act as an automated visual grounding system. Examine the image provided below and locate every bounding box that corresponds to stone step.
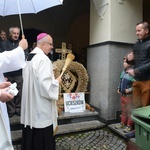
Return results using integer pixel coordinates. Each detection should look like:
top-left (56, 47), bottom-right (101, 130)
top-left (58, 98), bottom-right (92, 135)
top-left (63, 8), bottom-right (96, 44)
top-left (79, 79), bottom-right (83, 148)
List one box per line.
top-left (11, 130), bottom-right (22, 145)
top-left (108, 123), bottom-right (135, 143)
top-left (11, 120), bottom-right (105, 144)
top-left (10, 110), bottom-right (101, 145)
top-left (58, 110), bottom-right (99, 125)
top-left (9, 115), bottom-right (22, 131)
top-left (9, 116), bottom-right (22, 145)
top-left (107, 123), bottom-right (143, 150)
top-left (56, 120), bottom-right (105, 135)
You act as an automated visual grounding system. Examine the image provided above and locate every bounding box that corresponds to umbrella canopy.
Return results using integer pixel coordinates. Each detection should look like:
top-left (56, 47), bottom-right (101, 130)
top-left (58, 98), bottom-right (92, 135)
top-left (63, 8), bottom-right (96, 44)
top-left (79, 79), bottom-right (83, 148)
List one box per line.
top-left (0, 0), bottom-right (63, 36)
top-left (0, 0), bottom-right (63, 16)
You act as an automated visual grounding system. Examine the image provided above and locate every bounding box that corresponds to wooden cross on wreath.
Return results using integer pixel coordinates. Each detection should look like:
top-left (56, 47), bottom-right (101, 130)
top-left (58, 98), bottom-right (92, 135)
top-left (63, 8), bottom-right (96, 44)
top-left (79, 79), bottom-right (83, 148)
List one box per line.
top-left (55, 42), bottom-right (72, 60)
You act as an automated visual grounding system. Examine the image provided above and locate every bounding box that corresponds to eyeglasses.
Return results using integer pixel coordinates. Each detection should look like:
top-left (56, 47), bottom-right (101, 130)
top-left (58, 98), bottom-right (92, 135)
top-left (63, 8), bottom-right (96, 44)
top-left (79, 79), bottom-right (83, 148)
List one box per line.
top-left (44, 42), bottom-right (54, 46)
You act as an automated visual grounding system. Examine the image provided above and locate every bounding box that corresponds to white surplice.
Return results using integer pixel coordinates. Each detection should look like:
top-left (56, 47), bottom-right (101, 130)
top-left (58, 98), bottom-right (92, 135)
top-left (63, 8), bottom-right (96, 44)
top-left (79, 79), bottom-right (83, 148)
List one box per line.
top-left (0, 47), bottom-right (25, 150)
top-left (21, 48), bottom-right (59, 134)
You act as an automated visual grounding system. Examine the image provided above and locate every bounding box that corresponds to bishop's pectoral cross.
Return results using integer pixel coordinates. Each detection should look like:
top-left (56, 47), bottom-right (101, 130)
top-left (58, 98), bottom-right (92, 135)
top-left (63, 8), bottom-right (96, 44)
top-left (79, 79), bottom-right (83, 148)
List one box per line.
top-left (55, 42), bottom-right (72, 60)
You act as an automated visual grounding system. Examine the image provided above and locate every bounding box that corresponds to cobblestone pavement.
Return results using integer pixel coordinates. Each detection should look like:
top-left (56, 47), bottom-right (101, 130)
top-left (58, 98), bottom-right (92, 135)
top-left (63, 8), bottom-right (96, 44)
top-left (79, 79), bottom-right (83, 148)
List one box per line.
top-left (56, 128), bottom-right (127, 150)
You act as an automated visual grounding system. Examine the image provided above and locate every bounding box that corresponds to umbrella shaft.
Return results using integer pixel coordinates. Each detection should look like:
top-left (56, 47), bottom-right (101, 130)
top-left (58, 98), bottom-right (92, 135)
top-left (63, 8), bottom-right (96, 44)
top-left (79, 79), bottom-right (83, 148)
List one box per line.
top-left (17, 0), bottom-right (24, 37)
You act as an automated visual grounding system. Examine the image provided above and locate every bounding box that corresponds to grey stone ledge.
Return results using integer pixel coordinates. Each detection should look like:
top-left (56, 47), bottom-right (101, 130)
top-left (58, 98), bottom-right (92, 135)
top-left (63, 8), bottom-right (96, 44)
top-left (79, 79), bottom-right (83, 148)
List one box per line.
top-left (58, 110), bottom-right (99, 120)
top-left (108, 123), bottom-right (135, 143)
top-left (11, 130), bottom-right (22, 142)
top-left (56, 120), bottom-right (105, 135)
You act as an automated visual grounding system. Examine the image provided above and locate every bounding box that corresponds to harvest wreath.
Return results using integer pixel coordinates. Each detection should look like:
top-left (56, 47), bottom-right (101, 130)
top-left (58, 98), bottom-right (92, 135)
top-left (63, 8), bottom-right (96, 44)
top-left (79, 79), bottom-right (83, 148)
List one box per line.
top-left (53, 60), bottom-right (94, 115)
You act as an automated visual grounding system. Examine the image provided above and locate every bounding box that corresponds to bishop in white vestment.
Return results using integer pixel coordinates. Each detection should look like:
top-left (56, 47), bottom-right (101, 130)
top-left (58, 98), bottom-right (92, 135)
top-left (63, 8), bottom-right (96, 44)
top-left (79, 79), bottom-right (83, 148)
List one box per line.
top-left (21, 33), bottom-right (61, 150)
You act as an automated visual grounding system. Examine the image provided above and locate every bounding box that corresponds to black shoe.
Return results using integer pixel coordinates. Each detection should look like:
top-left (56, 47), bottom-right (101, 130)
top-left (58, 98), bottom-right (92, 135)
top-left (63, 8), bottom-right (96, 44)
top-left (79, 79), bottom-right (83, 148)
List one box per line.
top-left (125, 130), bottom-right (135, 138)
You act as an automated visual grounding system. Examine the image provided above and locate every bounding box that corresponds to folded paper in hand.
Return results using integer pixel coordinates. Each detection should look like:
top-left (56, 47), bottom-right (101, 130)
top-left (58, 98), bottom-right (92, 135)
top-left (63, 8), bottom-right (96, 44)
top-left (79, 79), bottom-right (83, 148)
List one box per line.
top-left (7, 82), bottom-right (18, 96)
